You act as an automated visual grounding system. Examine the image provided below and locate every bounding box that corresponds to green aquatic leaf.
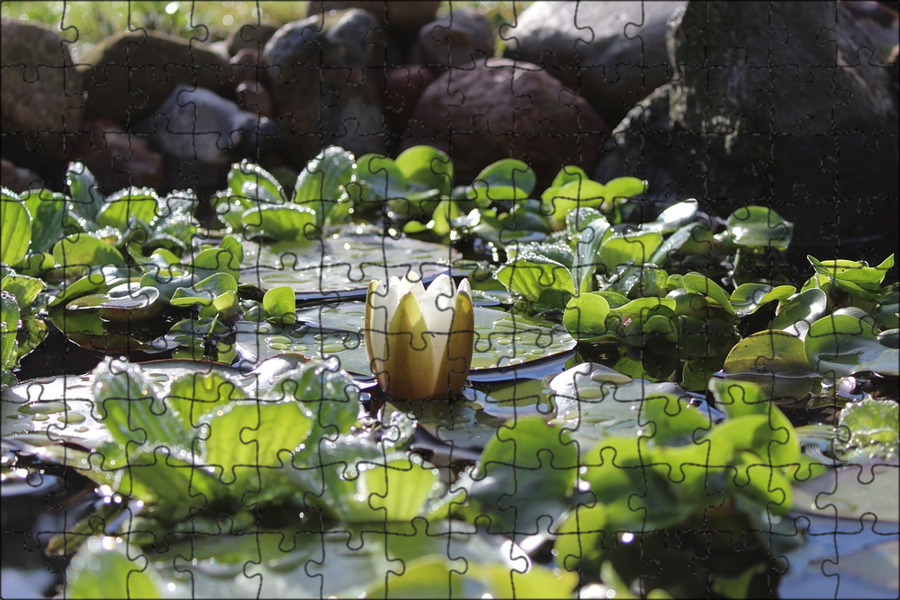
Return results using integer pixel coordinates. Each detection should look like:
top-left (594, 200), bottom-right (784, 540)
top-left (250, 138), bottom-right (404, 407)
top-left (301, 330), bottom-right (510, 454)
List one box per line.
top-left (495, 253), bottom-right (575, 306)
top-left (242, 230), bottom-right (458, 300)
top-left (730, 283), bottom-right (796, 317)
top-left (51, 233), bottom-right (125, 273)
top-left (1, 192), bottom-right (31, 267)
top-left (292, 146), bottom-right (355, 226)
top-left (364, 555), bottom-right (577, 600)
top-left (808, 254), bottom-right (894, 289)
top-left (805, 313), bottom-right (900, 377)
top-left (228, 160), bottom-right (286, 206)
top-left (468, 158), bottom-right (535, 206)
top-left (66, 162), bottom-right (104, 226)
top-left (771, 288), bottom-right (828, 339)
top-left (680, 272), bottom-right (735, 315)
top-left (1, 291), bottom-right (19, 372)
top-left (95, 187), bottom-right (159, 230)
top-left (469, 416), bottom-right (578, 534)
top-left (356, 153), bottom-right (408, 200)
top-left (21, 188), bottom-right (67, 253)
top-left (837, 398), bottom-right (898, 461)
top-left (725, 205), bottom-right (793, 251)
top-left (201, 400), bottom-right (312, 493)
top-left (262, 286), bottom-right (296, 325)
top-left (395, 145), bottom-right (453, 198)
top-left (599, 230), bottom-right (664, 273)
top-left (91, 357), bottom-right (187, 451)
top-left (563, 292), bottom-right (611, 340)
top-left (1, 272), bottom-right (45, 309)
top-left (723, 330), bottom-right (811, 374)
top-left (166, 370), bottom-right (247, 429)
top-left (241, 204), bottom-right (318, 242)
top-left (572, 215), bottom-right (611, 294)
top-left (641, 199), bottom-right (699, 234)
top-left (66, 536), bottom-right (162, 599)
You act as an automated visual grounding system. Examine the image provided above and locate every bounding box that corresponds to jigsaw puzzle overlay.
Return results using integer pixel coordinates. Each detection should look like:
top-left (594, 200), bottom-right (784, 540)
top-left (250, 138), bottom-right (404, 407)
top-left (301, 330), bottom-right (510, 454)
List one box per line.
top-left (1, 1), bottom-right (898, 598)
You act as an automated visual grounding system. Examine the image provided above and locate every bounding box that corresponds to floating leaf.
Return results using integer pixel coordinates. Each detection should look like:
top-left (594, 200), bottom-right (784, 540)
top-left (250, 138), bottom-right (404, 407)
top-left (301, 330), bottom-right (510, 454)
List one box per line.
top-left (241, 231), bottom-right (458, 301)
top-left (21, 188), bottom-right (67, 254)
top-left (96, 187), bottom-right (159, 230)
top-left (1, 192), bottom-right (31, 267)
top-left (730, 283), bottom-right (796, 316)
top-left (805, 313), bottom-right (900, 377)
top-left (725, 205), bottom-right (793, 251)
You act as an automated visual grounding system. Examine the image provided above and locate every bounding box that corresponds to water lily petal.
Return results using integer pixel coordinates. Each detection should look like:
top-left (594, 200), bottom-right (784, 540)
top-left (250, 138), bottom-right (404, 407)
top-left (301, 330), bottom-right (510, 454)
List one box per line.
top-left (382, 288), bottom-right (435, 401)
top-left (364, 279), bottom-right (388, 365)
top-left (419, 274), bottom-right (456, 368)
top-left (434, 281), bottom-right (475, 398)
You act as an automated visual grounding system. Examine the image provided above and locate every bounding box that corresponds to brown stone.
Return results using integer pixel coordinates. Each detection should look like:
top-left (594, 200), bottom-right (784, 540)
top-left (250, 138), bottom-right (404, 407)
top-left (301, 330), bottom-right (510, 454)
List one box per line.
top-left (236, 80), bottom-right (274, 118)
top-left (1, 20), bottom-right (84, 174)
top-left (230, 48), bottom-right (267, 84)
top-left (384, 65), bottom-right (435, 136)
top-left (78, 31), bottom-right (232, 123)
top-left (307, 1), bottom-right (441, 48)
top-left (400, 58), bottom-right (608, 187)
top-left (407, 8), bottom-right (496, 71)
top-left (0, 159), bottom-right (44, 193)
top-left (71, 118), bottom-right (164, 194)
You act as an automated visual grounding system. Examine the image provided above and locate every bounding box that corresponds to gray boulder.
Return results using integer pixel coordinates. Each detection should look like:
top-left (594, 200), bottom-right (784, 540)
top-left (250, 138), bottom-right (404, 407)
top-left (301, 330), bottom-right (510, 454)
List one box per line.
top-left (595, 2), bottom-right (899, 259)
top-left (1, 20), bottom-right (84, 175)
top-left (264, 9), bottom-right (389, 165)
top-left (135, 86), bottom-right (278, 193)
top-left (504, 1), bottom-right (686, 127)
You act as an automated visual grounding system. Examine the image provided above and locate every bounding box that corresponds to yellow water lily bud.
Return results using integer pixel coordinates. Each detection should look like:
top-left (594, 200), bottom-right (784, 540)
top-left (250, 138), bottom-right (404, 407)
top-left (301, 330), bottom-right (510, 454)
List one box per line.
top-left (364, 273), bottom-right (474, 401)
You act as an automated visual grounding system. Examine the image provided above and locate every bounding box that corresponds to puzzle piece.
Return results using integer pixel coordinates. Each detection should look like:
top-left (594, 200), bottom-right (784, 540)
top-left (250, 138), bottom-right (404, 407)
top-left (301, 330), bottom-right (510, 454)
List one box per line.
top-left (2, 1), bottom-right (899, 598)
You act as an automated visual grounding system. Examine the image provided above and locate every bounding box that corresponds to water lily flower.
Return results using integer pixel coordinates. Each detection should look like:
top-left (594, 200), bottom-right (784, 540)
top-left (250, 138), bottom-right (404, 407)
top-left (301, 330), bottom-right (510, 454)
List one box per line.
top-left (364, 273), bottom-right (474, 401)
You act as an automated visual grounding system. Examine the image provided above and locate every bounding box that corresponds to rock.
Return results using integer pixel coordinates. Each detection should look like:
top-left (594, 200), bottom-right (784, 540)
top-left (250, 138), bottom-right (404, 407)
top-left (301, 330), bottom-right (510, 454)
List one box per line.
top-left (230, 48), bottom-right (266, 84)
top-left (504, 1), bottom-right (685, 127)
top-left (595, 2), bottom-right (899, 260)
top-left (236, 80), bottom-right (273, 118)
top-left (0, 159), bottom-right (43, 193)
top-left (384, 65), bottom-right (435, 139)
top-left (839, 0), bottom-right (898, 64)
top-left (400, 58), bottom-right (608, 187)
top-left (71, 118), bottom-right (164, 194)
top-left (408, 8), bottom-right (496, 70)
top-left (307, 1), bottom-right (441, 49)
top-left (1, 20), bottom-right (84, 176)
top-left (78, 31), bottom-right (232, 123)
top-left (134, 86), bottom-right (278, 194)
top-left (226, 22), bottom-right (280, 56)
top-left (264, 9), bottom-right (389, 165)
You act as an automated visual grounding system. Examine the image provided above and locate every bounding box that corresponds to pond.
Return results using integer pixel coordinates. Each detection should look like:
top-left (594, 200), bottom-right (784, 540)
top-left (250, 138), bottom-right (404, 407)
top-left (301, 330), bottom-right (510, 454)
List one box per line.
top-left (2, 151), bottom-right (898, 598)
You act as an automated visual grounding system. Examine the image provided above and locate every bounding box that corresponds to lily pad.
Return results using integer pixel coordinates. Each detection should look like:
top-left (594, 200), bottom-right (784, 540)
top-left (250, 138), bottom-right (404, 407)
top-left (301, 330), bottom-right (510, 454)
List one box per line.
top-left (1, 360), bottom-right (242, 451)
top-left (548, 362), bottom-right (719, 447)
top-left (270, 303), bottom-right (576, 373)
top-left (805, 313), bottom-right (900, 377)
top-left (792, 463), bottom-right (899, 525)
top-left (240, 229), bottom-right (459, 301)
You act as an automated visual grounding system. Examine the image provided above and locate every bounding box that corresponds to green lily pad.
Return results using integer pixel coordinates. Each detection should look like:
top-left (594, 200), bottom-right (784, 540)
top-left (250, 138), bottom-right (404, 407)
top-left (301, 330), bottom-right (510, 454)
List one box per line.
top-left (548, 362), bottom-right (715, 448)
top-left (240, 229), bottom-right (459, 301)
top-left (279, 303), bottom-right (576, 373)
top-left (805, 313), bottom-right (900, 377)
top-left (1, 360), bottom-right (242, 451)
top-left (68, 521), bottom-right (549, 599)
top-left (792, 464), bottom-right (899, 524)
top-left (725, 205), bottom-right (793, 251)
